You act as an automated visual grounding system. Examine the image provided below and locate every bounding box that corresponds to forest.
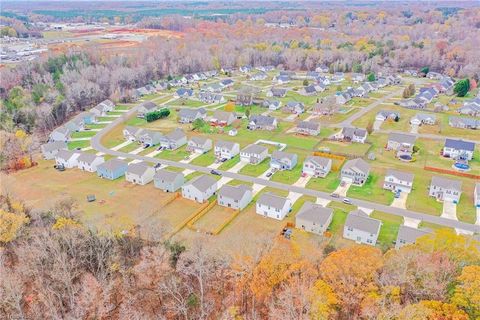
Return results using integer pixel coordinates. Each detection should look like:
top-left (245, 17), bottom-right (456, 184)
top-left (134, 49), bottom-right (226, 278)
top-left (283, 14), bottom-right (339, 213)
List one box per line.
top-left (1, 195), bottom-right (479, 319)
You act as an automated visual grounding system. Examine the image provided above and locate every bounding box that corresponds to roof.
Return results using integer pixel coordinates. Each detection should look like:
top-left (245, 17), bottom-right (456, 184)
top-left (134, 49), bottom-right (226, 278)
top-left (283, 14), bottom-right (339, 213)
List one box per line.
top-left (305, 156), bottom-right (332, 167)
top-left (41, 141), bottom-right (67, 153)
top-left (257, 192), bottom-right (289, 210)
top-left (77, 152), bottom-right (102, 165)
top-left (342, 127), bottom-right (367, 138)
top-left (386, 169), bottom-right (414, 183)
top-left (165, 128), bottom-right (186, 141)
top-left (444, 138), bottom-right (475, 151)
top-left (388, 132), bottom-right (417, 145)
top-left (242, 144), bottom-right (268, 155)
top-left (342, 158), bottom-right (370, 174)
top-left (190, 136), bottom-right (211, 146)
top-left (218, 184), bottom-right (251, 201)
top-left (127, 162), bottom-right (152, 176)
top-left (297, 121), bottom-right (320, 131)
top-left (431, 176), bottom-right (462, 191)
top-left (272, 150), bottom-right (296, 162)
top-left (179, 108), bottom-right (206, 119)
top-left (345, 210), bottom-right (381, 234)
top-left (249, 115), bottom-right (276, 126)
top-left (216, 140), bottom-right (238, 150)
top-left (139, 101), bottom-right (158, 111)
top-left (296, 201), bottom-right (333, 225)
top-left (397, 225), bottom-right (431, 244)
top-left (56, 149), bottom-right (79, 161)
top-left (212, 110), bottom-right (235, 122)
top-left (187, 175), bottom-right (217, 192)
top-left (154, 168), bottom-right (183, 182)
top-left (98, 158), bottom-right (128, 172)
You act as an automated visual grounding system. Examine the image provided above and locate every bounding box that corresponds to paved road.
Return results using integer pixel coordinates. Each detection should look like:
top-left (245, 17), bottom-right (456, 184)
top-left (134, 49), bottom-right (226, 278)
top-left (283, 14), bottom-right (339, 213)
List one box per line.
top-left (90, 104), bottom-right (479, 233)
top-left (377, 129), bottom-right (480, 144)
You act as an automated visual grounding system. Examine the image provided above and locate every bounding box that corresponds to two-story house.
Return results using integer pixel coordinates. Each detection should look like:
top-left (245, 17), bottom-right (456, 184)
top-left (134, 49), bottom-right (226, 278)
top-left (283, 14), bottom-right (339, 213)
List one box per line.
top-left (240, 144), bottom-right (269, 165)
top-left (270, 151), bottom-right (298, 171)
top-left (256, 192), bottom-right (292, 220)
top-left (302, 156), bottom-right (332, 178)
top-left (429, 176), bottom-right (462, 203)
top-left (295, 202), bottom-right (333, 235)
top-left (214, 140), bottom-right (240, 160)
top-left (218, 184), bottom-right (253, 210)
top-left (340, 158), bottom-right (370, 186)
top-left (343, 210), bottom-right (382, 246)
top-left (383, 169), bottom-right (414, 193)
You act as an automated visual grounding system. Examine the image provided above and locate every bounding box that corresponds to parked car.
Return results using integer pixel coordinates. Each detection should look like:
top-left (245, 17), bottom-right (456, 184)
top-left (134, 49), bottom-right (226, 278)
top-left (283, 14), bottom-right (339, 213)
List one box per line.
top-left (54, 164), bottom-right (65, 171)
top-left (266, 171), bottom-right (273, 177)
top-left (342, 198), bottom-right (352, 204)
top-left (330, 193), bottom-right (340, 198)
top-left (210, 169), bottom-right (222, 176)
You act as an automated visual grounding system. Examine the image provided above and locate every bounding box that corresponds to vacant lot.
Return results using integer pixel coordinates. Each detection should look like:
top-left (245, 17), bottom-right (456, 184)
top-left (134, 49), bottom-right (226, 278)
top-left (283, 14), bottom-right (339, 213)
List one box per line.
top-left (192, 205), bottom-right (238, 233)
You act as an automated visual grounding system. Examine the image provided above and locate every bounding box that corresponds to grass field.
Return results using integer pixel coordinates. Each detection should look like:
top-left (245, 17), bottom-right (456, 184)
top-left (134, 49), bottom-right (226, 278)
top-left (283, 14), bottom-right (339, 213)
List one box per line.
top-left (370, 211), bottom-right (402, 250)
top-left (219, 155), bottom-right (240, 171)
top-left (347, 172), bottom-right (394, 206)
top-left (239, 158), bottom-right (270, 177)
top-left (306, 171), bottom-right (341, 193)
top-left (68, 140), bottom-right (91, 150)
top-left (190, 152), bottom-right (216, 167)
top-left (70, 131), bottom-right (97, 139)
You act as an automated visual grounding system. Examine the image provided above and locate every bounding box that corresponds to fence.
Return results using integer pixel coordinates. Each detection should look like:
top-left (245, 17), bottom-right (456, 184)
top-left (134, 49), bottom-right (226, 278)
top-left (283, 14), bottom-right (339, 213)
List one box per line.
top-left (211, 209), bottom-right (241, 235)
top-left (164, 200), bottom-right (211, 239)
top-left (424, 166), bottom-right (480, 180)
top-left (186, 200), bottom-right (218, 232)
top-left (312, 151), bottom-right (346, 171)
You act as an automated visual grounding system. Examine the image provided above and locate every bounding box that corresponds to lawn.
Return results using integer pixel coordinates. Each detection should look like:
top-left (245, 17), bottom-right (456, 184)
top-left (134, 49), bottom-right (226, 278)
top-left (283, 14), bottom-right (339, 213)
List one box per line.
top-left (406, 172), bottom-right (443, 216)
top-left (96, 117), bottom-right (114, 123)
top-left (347, 172), bottom-right (394, 206)
top-left (190, 151), bottom-right (216, 167)
top-left (370, 211), bottom-right (402, 250)
top-left (68, 140), bottom-right (91, 150)
top-left (118, 142), bottom-right (141, 153)
top-left (156, 147), bottom-right (191, 162)
top-left (85, 123), bottom-right (107, 130)
top-left (115, 105), bottom-right (132, 111)
top-left (317, 140), bottom-right (371, 157)
top-left (306, 171), bottom-right (341, 193)
top-left (125, 117), bottom-right (147, 126)
top-left (219, 155), bottom-right (240, 171)
top-left (70, 131), bottom-right (97, 139)
top-left (106, 111), bottom-right (125, 116)
top-left (327, 209), bottom-right (348, 235)
top-left (271, 133), bottom-right (319, 150)
top-left (173, 99), bottom-right (207, 108)
top-left (239, 158), bottom-right (271, 177)
top-left (270, 162), bottom-right (303, 185)
top-left (100, 124), bottom-right (125, 148)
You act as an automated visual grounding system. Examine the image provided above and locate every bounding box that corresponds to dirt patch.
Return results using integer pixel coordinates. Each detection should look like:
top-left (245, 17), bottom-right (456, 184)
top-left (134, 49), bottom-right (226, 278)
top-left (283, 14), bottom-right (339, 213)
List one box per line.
top-left (192, 205), bottom-right (237, 233)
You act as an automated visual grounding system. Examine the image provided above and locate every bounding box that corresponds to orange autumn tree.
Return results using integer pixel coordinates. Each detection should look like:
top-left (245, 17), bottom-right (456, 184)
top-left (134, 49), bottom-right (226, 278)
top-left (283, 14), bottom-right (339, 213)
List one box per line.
top-left (450, 265), bottom-right (480, 319)
top-left (319, 245), bottom-right (383, 318)
top-left (398, 301), bottom-right (469, 320)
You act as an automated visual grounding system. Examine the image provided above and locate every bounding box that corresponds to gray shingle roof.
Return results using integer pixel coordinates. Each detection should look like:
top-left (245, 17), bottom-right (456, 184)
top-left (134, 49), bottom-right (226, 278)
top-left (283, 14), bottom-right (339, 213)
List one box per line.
top-left (242, 144), bottom-right (268, 155)
top-left (187, 175), bottom-right (217, 192)
top-left (342, 158), bottom-right (370, 174)
top-left (345, 210), bottom-right (381, 234)
top-left (216, 140), bottom-right (238, 150)
top-left (305, 156), bottom-right (331, 167)
top-left (388, 132), bottom-right (417, 145)
top-left (154, 168), bottom-right (183, 182)
top-left (257, 192), bottom-right (289, 210)
top-left (397, 225), bottom-right (431, 244)
top-left (218, 184), bottom-right (251, 201)
top-left (56, 149), bottom-right (79, 161)
top-left (386, 169), bottom-right (414, 183)
top-left (41, 141), bottom-right (67, 153)
top-left (98, 158), bottom-right (128, 171)
top-left (77, 152), bottom-right (102, 165)
top-left (249, 115), bottom-right (277, 126)
top-left (127, 161), bottom-right (151, 176)
top-left (296, 201), bottom-right (333, 225)
top-left (272, 150), bottom-right (296, 162)
top-left (166, 128), bottom-right (186, 141)
top-left (297, 121), bottom-right (320, 131)
top-left (431, 176), bottom-right (462, 191)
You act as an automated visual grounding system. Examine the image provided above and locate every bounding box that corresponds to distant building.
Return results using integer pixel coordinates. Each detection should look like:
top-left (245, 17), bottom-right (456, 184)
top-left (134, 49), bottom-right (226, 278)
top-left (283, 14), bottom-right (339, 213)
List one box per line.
top-left (295, 121), bottom-right (320, 136)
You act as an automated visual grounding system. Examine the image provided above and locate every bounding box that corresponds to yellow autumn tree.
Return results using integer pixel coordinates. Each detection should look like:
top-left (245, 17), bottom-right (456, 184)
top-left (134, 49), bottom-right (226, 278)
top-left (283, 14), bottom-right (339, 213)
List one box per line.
top-left (309, 279), bottom-right (338, 319)
top-left (0, 209), bottom-right (29, 243)
top-left (450, 265), bottom-right (480, 319)
top-left (224, 101), bottom-right (235, 112)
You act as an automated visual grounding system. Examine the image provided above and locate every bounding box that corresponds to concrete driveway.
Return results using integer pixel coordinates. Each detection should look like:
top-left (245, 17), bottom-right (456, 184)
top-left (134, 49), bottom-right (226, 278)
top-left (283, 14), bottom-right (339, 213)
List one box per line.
top-left (287, 176), bottom-right (313, 205)
top-left (334, 181), bottom-right (352, 197)
top-left (228, 161), bottom-right (248, 173)
top-left (441, 200), bottom-right (458, 220)
top-left (410, 124), bottom-right (419, 134)
top-left (476, 207), bottom-right (480, 226)
top-left (373, 119), bottom-right (383, 131)
top-left (391, 192), bottom-right (408, 209)
top-left (403, 217), bottom-right (421, 228)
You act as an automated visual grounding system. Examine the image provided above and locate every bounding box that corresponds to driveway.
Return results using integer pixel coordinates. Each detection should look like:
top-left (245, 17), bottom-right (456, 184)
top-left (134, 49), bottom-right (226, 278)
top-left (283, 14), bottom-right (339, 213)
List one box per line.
top-left (441, 201), bottom-right (458, 220)
top-left (287, 176), bottom-right (313, 205)
top-left (284, 114), bottom-right (298, 122)
top-left (477, 208), bottom-right (480, 226)
top-left (334, 181), bottom-right (352, 197)
top-left (403, 217), bottom-right (421, 228)
top-left (410, 124), bottom-right (419, 134)
top-left (228, 161), bottom-right (248, 173)
top-left (391, 192), bottom-right (408, 209)
top-left (373, 119), bottom-right (383, 131)
top-left (315, 197), bottom-right (331, 207)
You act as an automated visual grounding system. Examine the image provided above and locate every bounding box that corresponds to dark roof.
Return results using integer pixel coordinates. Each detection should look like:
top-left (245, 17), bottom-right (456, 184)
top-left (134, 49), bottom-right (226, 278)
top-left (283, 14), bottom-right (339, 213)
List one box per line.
top-left (444, 138), bottom-right (475, 151)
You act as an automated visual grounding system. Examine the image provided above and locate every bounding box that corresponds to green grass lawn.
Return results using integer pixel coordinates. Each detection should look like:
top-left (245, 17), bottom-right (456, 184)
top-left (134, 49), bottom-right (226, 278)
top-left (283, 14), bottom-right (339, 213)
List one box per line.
top-left (317, 141), bottom-right (371, 157)
top-left (239, 158), bottom-right (270, 177)
top-left (328, 209), bottom-right (348, 235)
top-left (218, 155), bottom-right (240, 171)
top-left (306, 171), bottom-right (341, 193)
top-left (118, 142), bottom-right (141, 153)
top-left (70, 131), bottom-right (97, 139)
top-left (96, 117), bottom-right (114, 123)
top-left (125, 117), bottom-right (147, 126)
top-left (156, 147), bottom-right (190, 162)
top-left (67, 140), bottom-right (91, 150)
top-left (85, 123), bottom-right (107, 130)
top-left (270, 163), bottom-right (303, 185)
top-left (370, 211), bottom-right (402, 250)
top-left (115, 105), bottom-right (131, 110)
top-left (406, 173), bottom-right (443, 216)
top-left (347, 172), bottom-right (394, 206)
top-left (173, 99), bottom-right (207, 108)
top-left (456, 192), bottom-right (477, 224)
top-left (107, 111), bottom-right (125, 116)
top-left (190, 152), bottom-right (216, 167)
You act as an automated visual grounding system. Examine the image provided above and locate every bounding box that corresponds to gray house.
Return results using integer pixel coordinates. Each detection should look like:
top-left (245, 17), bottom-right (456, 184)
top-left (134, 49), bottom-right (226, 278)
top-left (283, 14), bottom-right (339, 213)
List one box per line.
top-left (139, 130), bottom-right (163, 146)
top-left (395, 225), bottom-right (431, 249)
top-left (256, 192), bottom-right (292, 220)
top-left (77, 153), bottom-right (105, 172)
top-left (340, 158), bottom-right (371, 186)
top-left (429, 176), bottom-right (462, 203)
top-left (160, 129), bottom-right (187, 150)
top-left (178, 108), bottom-right (207, 123)
top-left (302, 156), bottom-right (332, 178)
top-left (97, 159), bottom-right (128, 180)
top-left (247, 115), bottom-right (278, 131)
top-left (442, 139), bottom-right (475, 161)
top-left (383, 169), bottom-right (414, 193)
top-left (210, 110), bottom-right (236, 126)
top-left (123, 126), bottom-right (144, 142)
top-left (386, 133), bottom-right (416, 152)
top-left (41, 141), bottom-right (68, 160)
top-left (137, 101), bottom-right (159, 118)
top-left (295, 121), bottom-right (320, 136)
top-left (125, 161), bottom-right (155, 185)
top-left (295, 201), bottom-right (333, 235)
top-left (240, 144), bottom-right (269, 165)
top-left (270, 150), bottom-right (298, 171)
top-left (181, 175), bottom-right (218, 203)
top-left (343, 210), bottom-right (382, 246)
top-left (49, 126), bottom-right (71, 142)
top-left (187, 136), bottom-right (212, 154)
top-left (218, 184), bottom-right (253, 210)
top-left (214, 140), bottom-right (240, 160)
top-left (154, 169), bottom-right (184, 192)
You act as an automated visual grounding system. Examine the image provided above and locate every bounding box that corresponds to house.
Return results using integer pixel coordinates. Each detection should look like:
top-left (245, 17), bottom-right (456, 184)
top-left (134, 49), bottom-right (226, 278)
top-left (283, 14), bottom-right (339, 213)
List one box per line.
top-left (449, 116), bottom-right (480, 130)
top-left (404, 69), bottom-right (418, 77)
top-left (458, 103), bottom-right (480, 117)
top-left (300, 84), bottom-right (324, 96)
top-left (41, 141), bottom-right (67, 160)
top-left (54, 150), bottom-right (81, 168)
top-left (337, 127), bottom-right (368, 143)
top-left (210, 110), bottom-right (236, 126)
top-left (175, 88), bottom-right (194, 98)
top-left (426, 71), bottom-right (443, 80)
top-left (91, 99), bottom-right (115, 116)
top-left (77, 153), bottom-right (105, 172)
top-left (270, 151), bottom-right (297, 171)
top-left (303, 153), bottom-right (333, 176)
top-left (312, 97), bottom-right (338, 116)
top-left (306, 71), bottom-right (320, 79)
top-left (123, 126), bottom-right (144, 142)
top-left (125, 161), bottom-right (155, 185)
top-left (139, 129), bottom-right (163, 146)
top-left (256, 192), bottom-right (292, 220)
top-left (247, 115), bottom-right (277, 130)
top-left (395, 226), bottom-right (431, 249)
top-left (49, 126), bottom-right (71, 142)
top-left (331, 72), bottom-right (345, 82)
top-left (429, 176), bottom-right (462, 203)
top-left (137, 101), bottom-right (159, 118)
top-left (220, 79), bottom-right (234, 88)
top-left (475, 183), bottom-right (480, 208)
top-left (266, 88), bottom-right (287, 98)
top-left (256, 65), bottom-right (275, 72)
top-left (341, 158), bottom-right (370, 186)
top-left (198, 92), bottom-right (224, 104)
top-left (250, 72), bottom-right (268, 81)
top-left (214, 140), bottom-right (240, 160)
top-left (376, 110), bottom-right (400, 122)
top-left (236, 93), bottom-right (254, 106)
top-left (386, 133), bottom-right (417, 152)
top-left (187, 137), bottom-right (212, 154)
top-left (228, 128), bottom-right (238, 136)
top-left (154, 169), bottom-right (184, 192)
top-left (181, 175), bottom-right (217, 203)
top-left (97, 159), bottom-right (128, 180)
top-left (160, 129), bottom-right (187, 150)
top-left (442, 139), bottom-right (475, 161)
top-left (218, 184), bottom-right (252, 210)
top-left (240, 144), bottom-right (269, 165)
top-left (383, 169), bottom-right (414, 193)
top-left (315, 65), bottom-right (329, 73)
top-left (295, 121), bottom-right (320, 136)
top-left (202, 83), bottom-right (223, 93)
top-left (178, 108), bottom-right (207, 124)
top-left (283, 101), bottom-right (305, 114)
top-left (239, 65), bottom-right (252, 73)
top-left (262, 99), bottom-right (282, 110)
top-left (343, 210), bottom-right (382, 246)
top-left (351, 73), bottom-right (366, 83)
top-left (80, 112), bottom-right (96, 125)
top-left (335, 92), bottom-right (351, 105)
top-left (276, 75), bottom-right (290, 84)
top-left (410, 113), bottom-right (436, 126)
top-left (295, 202), bottom-right (333, 235)
top-left (65, 115), bottom-right (84, 132)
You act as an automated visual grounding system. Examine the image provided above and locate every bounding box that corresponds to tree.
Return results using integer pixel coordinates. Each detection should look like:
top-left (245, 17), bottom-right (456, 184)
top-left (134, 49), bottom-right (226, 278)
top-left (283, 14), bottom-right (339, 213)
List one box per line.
top-left (224, 101), bottom-right (235, 112)
top-left (453, 79), bottom-right (470, 97)
top-left (0, 208), bottom-right (29, 243)
top-left (309, 280), bottom-right (338, 319)
top-left (402, 83), bottom-right (415, 98)
top-left (192, 118), bottom-right (206, 131)
top-left (451, 265), bottom-right (480, 319)
top-left (303, 79), bottom-right (309, 86)
top-left (244, 107), bottom-right (251, 118)
top-left (398, 301), bottom-right (468, 320)
top-left (421, 66), bottom-right (430, 75)
top-left (145, 108), bottom-right (170, 122)
top-left (367, 72), bottom-right (376, 82)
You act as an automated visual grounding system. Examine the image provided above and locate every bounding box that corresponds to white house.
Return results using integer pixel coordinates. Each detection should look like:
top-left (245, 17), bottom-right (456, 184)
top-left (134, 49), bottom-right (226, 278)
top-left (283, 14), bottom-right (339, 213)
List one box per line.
top-left (302, 156), bottom-right (332, 178)
top-left (187, 137), bottom-right (212, 154)
top-left (123, 126), bottom-right (144, 142)
top-left (77, 153), bottom-right (105, 172)
top-left (55, 150), bottom-right (81, 168)
top-left (475, 183), bottom-right (480, 208)
top-left (343, 210), bottom-right (382, 246)
top-left (137, 101), bottom-right (159, 118)
top-left (442, 139), bottom-right (475, 161)
top-left (240, 144), bottom-right (269, 165)
top-left (295, 202), bottom-right (333, 235)
top-left (337, 127), bottom-right (368, 143)
top-left (256, 192), bottom-right (292, 220)
top-left (429, 176), bottom-right (462, 203)
top-left (340, 158), bottom-right (371, 186)
top-left (383, 169), bottom-right (414, 193)
top-left (214, 140), bottom-right (240, 160)
top-left (49, 126), bottom-right (71, 142)
top-left (218, 184), bottom-right (252, 210)
top-left (154, 169), bottom-right (184, 192)
top-left (125, 162), bottom-right (155, 185)
top-left (270, 151), bottom-right (297, 171)
top-left (182, 175), bottom-right (218, 203)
